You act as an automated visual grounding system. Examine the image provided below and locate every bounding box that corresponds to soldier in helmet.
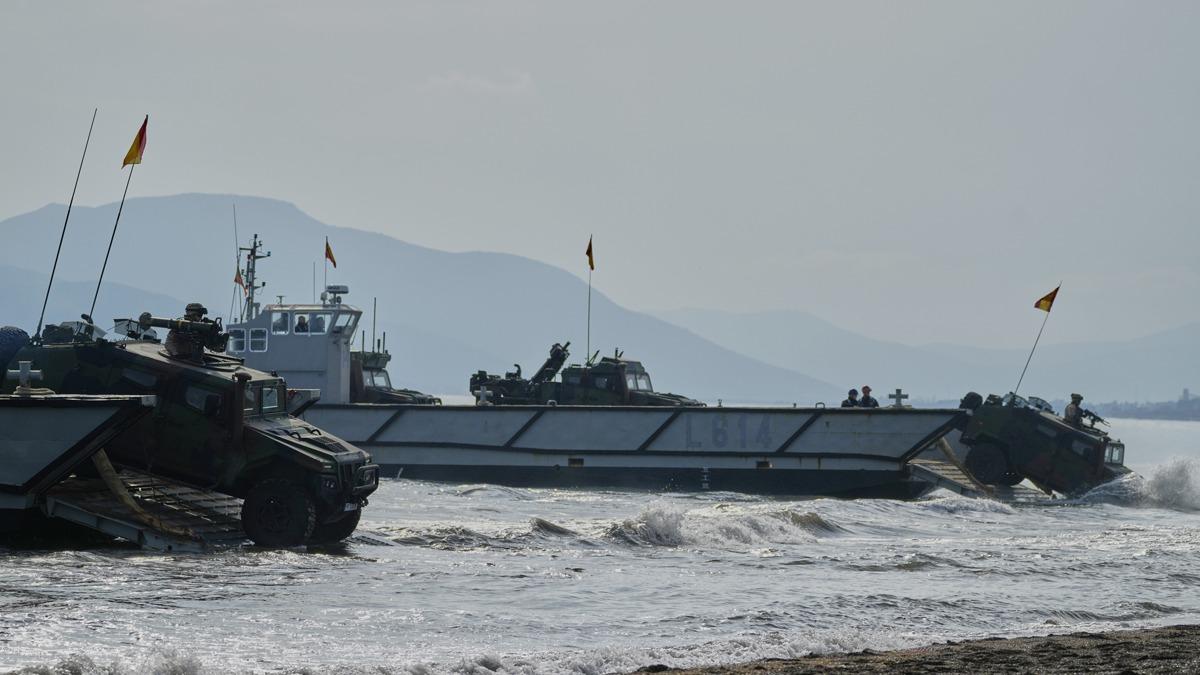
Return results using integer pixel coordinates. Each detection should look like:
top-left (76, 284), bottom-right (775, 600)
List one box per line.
top-left (165, 302), bottom-right (208, 362)
top-left (841, 389), bottom-right (860, 407)
top-left (1063, 393), bottom-right (1084, 427)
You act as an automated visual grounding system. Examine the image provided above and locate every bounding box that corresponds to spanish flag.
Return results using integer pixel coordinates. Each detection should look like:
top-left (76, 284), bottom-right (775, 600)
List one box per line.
top-left (234, 268), bottom-right (247, 294)
top-left (325, 237), bottom-right (337, 268)
top-left (585, 236), bottom-right (594, 271)
top-left (122, 115), bottom-right (148, 167)
top-left (1034, 285), bottom-right (1060, 313)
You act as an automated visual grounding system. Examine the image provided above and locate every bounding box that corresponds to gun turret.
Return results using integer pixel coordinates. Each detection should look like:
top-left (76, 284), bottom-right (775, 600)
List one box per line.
top-left (139, 312), bottom-right (229, 355)
top-left (529, 341), bottom-right (570, 388)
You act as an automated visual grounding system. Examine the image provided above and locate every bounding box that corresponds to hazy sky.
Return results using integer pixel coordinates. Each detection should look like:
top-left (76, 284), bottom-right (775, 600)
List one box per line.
top-left (2, 1), bottom-right (1197, 349)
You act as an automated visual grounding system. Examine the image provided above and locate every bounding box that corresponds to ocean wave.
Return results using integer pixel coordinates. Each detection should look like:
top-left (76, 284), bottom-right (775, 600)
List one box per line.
top-left (1079, 459), bottom-right (1200, 511)
top-left (602, 504), bottom-right (845, 548)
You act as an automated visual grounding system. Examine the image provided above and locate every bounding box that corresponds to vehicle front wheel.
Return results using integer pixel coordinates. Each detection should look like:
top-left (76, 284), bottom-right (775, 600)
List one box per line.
top-left (309, 509), bottom-right (362, 545)
top-left (998, 471), bottom-right (1024, 487)
top-left (242, 479), bottom-right (316, 547)
top-left (964, 443), bottom-right (1010, 485)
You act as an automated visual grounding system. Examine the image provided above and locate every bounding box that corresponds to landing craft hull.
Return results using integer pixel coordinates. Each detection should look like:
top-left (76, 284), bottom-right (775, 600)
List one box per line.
top-left (301, 405), bottom-right (965, 497)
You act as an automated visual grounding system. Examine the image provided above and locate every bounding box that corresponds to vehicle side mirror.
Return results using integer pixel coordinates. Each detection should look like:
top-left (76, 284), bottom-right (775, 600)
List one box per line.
top-left (204, 394), bottom-right (222, 417)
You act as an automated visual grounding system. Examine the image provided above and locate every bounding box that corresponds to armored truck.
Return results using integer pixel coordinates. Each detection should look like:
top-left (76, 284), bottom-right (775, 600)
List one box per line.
top-left (1, 313), bottom-right (379, 546)
top-left (957, 391), bottom-right (1130, 496)
top-left (470, 343), bottom-right (704, 407)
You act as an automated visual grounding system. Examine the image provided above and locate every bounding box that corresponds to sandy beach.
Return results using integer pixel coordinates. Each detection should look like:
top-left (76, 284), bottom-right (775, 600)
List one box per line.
top-left (633, 625), bottom-right (1200, 674)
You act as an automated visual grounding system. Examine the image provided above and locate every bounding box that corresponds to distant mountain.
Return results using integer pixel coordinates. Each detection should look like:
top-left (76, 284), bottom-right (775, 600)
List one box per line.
top-left (0, 265), bottom-right (186, 338)
top-left (658, 308), bottom-right (1199, 403)
top-left (0, 194), bottom-right (839, 403)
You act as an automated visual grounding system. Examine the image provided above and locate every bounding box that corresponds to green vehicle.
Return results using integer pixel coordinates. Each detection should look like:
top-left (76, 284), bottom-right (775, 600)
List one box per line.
top-left (470, 343), bottom-right (704, 407)
top-left (1, 312), bottom-right (379, 546)
top-left (957, 391), bottom-right (1130, 496)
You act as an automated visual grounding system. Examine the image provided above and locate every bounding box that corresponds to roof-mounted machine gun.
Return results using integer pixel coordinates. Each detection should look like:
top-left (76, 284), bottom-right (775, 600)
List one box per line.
top-left (138, 310), bottom-right (229, 362)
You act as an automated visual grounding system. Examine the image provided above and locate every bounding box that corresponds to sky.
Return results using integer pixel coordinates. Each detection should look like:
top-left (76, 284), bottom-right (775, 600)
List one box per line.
top-left (1, 1), bottom-right (1197, 349)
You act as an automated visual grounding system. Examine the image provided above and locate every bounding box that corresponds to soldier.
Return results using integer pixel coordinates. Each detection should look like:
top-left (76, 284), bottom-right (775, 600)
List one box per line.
top-left (295, 315), bottom-right (310, 333)
top-left (1064, 393), bottom-right (1084, 426)
top-left (841, 389), bottom-right (860, 407)
top-left (165, 302), bottom-right (207, 362)
top-left (859, 385), bottom-right (880, 408)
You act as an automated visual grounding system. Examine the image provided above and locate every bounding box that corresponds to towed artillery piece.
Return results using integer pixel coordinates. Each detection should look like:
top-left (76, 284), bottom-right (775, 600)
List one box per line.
top-left (469, 342), bottom-right (704, 407)
top-left (957, 391), bottom-right (1130, 496)
top-left (1, 308), bottom-right (379, 547)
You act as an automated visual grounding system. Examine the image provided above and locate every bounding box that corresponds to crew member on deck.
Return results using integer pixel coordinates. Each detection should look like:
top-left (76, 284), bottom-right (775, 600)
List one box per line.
top-left (295, 315), bottom-right (309, 333)
top-left (1064, 393), bottom-right (1084, 426)
top-left (841, 389), bottom-right (859, 407)
top-left (859, 385), bottom-right (879, 408)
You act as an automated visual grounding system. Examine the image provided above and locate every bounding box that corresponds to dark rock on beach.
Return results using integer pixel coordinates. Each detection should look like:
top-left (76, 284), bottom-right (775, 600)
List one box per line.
top-left (633, 625), bottom-right (1200, 674)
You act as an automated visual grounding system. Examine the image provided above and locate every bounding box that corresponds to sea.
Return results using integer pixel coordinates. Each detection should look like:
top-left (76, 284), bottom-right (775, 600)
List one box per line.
top-left (1, 418), bottom-right (1198, 674)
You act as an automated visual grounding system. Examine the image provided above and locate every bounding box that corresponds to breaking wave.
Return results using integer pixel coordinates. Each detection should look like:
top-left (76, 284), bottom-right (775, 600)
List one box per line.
top-left (1080, 459), bottom-right (1200, 511)
top-left (603, 504), bottom-right (845, 548)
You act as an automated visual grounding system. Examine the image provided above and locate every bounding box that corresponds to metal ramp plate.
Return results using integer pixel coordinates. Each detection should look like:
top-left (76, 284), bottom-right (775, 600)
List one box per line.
top-left (908, 459), bottom-right (1054, 503)
top-left (43, 470), bottom-right (247, 552)
top-left (908, 458), bottom-right (988, 498)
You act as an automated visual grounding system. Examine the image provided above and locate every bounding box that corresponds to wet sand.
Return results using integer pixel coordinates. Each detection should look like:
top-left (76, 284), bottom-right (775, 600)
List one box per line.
top-left (633, 625), bottom-right (1200, 674)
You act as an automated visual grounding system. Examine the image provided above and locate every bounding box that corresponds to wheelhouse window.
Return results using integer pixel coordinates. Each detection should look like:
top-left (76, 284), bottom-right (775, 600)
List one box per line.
top-left (295, 312), bottom-right (331, 335)
top-left (637, 374), bottom-right (652, 391)
top-left (249, 328), bottom-right (268, 352)
top-left (228, 328), bottom-right (246, 353)
top-left (331, 311), bottom-right (358, 334)
top-left (271, 311), bottom-right (290, 335)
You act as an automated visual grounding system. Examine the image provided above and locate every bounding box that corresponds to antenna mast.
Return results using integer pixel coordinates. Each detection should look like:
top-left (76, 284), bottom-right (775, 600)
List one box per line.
top-left (239, 234), bottom-right (271, 320)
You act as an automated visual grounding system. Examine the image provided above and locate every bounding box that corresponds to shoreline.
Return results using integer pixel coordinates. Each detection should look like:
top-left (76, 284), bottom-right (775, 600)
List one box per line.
top-left (631, 625), bottom-right (1200, 674)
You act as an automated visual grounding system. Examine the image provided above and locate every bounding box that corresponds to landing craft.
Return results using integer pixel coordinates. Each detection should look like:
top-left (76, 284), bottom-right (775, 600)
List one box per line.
top-left (224, 239), bottom-right (974, 498)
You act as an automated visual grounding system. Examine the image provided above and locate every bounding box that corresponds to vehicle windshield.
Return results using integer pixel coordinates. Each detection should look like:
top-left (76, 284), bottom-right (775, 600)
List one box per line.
top-left (366, 369), bottom-right (392, 389)
top-left (244, 381), bottom-right (285, 416)
top-left (624, 373), bottom-right (654, 391)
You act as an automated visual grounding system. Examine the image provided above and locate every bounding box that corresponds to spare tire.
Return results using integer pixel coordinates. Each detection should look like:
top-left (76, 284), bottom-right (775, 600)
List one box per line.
top-left (964, 443), bottom-right (1010, 485)
top-left (0, 326), bottom-right (30, 375)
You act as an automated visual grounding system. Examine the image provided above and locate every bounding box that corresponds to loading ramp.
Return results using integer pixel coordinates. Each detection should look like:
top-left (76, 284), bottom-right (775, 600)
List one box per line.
top-left (43, 469), bottom-right (247, 552)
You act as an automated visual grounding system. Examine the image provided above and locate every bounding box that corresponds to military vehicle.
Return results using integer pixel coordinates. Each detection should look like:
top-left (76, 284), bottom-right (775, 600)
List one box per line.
top-left (352, 348), bottom-right (441, 405)
top-left (957, 391), bottom-right (1130, 496)
top-left (469, 343), bottom-right (705, 407)
top-left (1, 310), bottom-right (380, 547)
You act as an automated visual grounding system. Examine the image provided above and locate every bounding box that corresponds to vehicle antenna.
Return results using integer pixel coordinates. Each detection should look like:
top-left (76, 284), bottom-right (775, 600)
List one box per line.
top-left (36, 108), bottom-right (97, 341)
top-left (1014, 282), bottom-right (1062, 395)
top-left (228, 203), bottom-right (242, 323)
top-left (372, 297), bottom-right (377, 355)
top-left (91, 114), bottom-right (147, 320)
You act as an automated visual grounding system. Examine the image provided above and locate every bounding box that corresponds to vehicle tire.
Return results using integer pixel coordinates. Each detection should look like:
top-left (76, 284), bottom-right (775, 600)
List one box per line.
top-left (241, 479), bottom-right (316, 547)
top-left (998, 471), bottom-right (1024, 487)
top-left (309, 509), bottom-right (362, 544)
top-left (964, 443), bottom-right (1010, 485)
top-left (0, 326), bottom-right (29, 373)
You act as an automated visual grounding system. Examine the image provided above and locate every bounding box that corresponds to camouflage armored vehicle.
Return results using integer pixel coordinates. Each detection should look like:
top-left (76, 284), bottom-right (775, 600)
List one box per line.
top-left (1, 310), bottom-right (379, 546)
top-left (957, 391), bottom-right (1130, 496)
top-left (351, 349), bottom-right (440, 405)
top-left (470, 343), bottom-right (704, 407)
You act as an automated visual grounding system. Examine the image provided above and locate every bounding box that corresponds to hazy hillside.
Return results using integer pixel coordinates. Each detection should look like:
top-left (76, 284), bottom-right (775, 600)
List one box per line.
top-left (0, 265), bottom-right (186, 337)
top-left (660, 308), bottom-right (1199, 402)
top-left (0, 195), bottom-right (839, 402)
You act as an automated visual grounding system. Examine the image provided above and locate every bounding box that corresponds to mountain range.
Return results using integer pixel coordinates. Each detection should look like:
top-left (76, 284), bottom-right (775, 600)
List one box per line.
top-left (1, 193), bottom-right (1191, 404)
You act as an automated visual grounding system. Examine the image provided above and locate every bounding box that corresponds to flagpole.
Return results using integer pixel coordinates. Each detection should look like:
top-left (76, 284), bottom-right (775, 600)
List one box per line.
top-left (36, 108), bottom-right (97, 339)
top-left (89, 163), bottom-right (135, 320)
top-left (586, 269), bottom-right (592, 363)
top-left (1013, 311), bottom-right (1049, 395)
top-left (323, 238), bottom-right (328, 296)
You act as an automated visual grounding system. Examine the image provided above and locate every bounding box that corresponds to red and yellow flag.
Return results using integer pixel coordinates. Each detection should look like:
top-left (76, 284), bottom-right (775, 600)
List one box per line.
top-left (122, 115), bottom-right (148, 167)
top-left (1034, 285), bottom-right (1060, 313)
top-left (234, 268), bottom-right (247, 294)
top-left (585, 236), bottom-right (594, 271)
top-left (325, 238), bottom-right (337, 268)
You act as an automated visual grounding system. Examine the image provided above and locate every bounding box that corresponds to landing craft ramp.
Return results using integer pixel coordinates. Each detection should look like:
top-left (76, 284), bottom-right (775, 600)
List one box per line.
top-left (1, 394), bottom-right (248, 551)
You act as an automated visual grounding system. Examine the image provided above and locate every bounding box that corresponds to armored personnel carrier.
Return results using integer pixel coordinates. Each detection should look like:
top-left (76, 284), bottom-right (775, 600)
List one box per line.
top-left (470, 343), bottom-right (704, 407)
top-left (957, 391), bottom-right (1130, 496)
top-left (352, 348), bottom-right (440, 405)
top-left (1, 310), bottom-right (379, 546)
